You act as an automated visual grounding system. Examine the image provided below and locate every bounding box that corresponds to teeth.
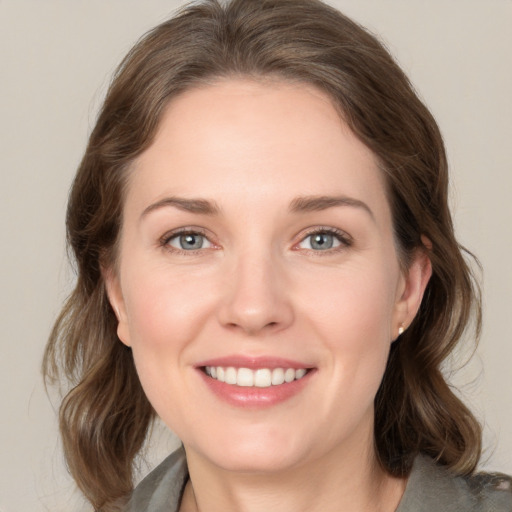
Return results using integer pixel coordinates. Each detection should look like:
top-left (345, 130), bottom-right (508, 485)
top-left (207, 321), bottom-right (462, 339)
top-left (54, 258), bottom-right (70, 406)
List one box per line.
top-left (254, 369), bottom-right (271, 388)
top-left (295, 368), bottom-right (307, 379)
top-left (204, 366), bottom-right (309, 387)
top-left (225, 367), bottom-right (237, 385)
top-left (237, 368), bottom-right (254, 387)
top-left (284, 368), bottom-right (295, 383)
top-left (271, 368), bottom-right (285, 385)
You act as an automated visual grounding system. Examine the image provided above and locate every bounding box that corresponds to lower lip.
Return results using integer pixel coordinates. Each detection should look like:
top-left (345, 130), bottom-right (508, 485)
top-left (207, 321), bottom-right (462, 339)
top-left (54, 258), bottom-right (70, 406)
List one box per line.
top-left (198, 369), bottom-right (315, 408)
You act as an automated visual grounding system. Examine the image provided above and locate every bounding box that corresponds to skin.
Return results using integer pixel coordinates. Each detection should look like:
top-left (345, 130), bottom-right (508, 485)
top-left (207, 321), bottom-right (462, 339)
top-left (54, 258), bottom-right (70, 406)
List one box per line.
top-left (105, 79), bottom-right (432, 512)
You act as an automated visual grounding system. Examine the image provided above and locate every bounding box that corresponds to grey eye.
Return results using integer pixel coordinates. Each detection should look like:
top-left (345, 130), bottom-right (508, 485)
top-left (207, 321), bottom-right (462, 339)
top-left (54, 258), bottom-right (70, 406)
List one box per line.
top-left (168, 233), bottom-right (212, 250)
top-left (299, 232), bottom-right (342, 251)
top-left (310, 233), bottom-right (334, 250)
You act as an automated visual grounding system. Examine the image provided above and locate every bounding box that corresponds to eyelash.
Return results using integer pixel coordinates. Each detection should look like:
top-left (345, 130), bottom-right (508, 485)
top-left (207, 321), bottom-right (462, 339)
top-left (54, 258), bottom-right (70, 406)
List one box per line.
top-left (159, 226), bottom-right (352, 255)
top-left (159, 228), bottom-right (214, 255)
top-left (294, 227), bottom-right (353, 254)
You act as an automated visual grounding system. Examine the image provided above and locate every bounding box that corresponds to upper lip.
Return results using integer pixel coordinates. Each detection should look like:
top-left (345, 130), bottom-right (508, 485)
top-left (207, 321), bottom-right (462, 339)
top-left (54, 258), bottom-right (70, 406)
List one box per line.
top-left (196, 355), bottom-right (314, 370)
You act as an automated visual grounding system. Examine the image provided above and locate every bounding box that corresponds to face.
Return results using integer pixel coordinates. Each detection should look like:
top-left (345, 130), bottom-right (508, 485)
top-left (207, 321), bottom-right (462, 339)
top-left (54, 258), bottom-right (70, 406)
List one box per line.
top-left (106, 79), bottom-right (430, 474)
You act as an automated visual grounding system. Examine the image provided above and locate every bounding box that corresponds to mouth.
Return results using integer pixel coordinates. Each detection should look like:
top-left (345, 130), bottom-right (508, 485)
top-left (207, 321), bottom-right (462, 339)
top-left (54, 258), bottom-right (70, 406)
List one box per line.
top-left (196, 357), bottom-right (316, 408)
top-left (202, 366), bottom-right (310, 388)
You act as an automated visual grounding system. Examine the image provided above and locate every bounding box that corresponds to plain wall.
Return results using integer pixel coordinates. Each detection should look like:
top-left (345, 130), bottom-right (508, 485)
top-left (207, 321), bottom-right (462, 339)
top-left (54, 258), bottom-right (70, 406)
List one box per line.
top-left (1, 1), bottom-right (511, 511)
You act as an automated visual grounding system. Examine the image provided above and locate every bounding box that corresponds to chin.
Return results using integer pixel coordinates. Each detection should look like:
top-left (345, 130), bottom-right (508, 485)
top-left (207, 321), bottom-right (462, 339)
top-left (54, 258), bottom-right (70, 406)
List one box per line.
top-left (213, 448), bottom-right (304, 474)
top-left (188, 430), bottom-right (311, 474)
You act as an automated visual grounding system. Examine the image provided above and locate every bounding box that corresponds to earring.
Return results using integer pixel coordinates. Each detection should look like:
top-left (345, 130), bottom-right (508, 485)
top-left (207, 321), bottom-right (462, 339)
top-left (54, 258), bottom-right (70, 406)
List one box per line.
top-left (398, 325), bottom-right (405, 336)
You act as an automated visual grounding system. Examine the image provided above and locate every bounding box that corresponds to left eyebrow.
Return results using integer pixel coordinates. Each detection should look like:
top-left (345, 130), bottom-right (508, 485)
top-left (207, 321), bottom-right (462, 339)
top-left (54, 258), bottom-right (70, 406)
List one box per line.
top-left (140, 196), bottom-right (221, 219)
top-left (289, 195), bottom-right (375, 221)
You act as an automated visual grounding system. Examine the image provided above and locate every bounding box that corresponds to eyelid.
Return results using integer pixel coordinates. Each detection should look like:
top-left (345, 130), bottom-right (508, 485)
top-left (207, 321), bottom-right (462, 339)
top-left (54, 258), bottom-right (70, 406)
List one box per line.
top-left (158, 225), bottom-right (352, 254)
top-left (159, 226), bottom-right (218, 254)
top-left (292, 226), bottom-right (353, 252)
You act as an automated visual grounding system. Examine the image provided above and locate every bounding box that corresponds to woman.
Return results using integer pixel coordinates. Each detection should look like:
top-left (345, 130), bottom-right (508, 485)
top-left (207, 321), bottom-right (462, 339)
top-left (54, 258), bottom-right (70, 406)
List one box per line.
top-left (43, 0), bottom-right (511, 511)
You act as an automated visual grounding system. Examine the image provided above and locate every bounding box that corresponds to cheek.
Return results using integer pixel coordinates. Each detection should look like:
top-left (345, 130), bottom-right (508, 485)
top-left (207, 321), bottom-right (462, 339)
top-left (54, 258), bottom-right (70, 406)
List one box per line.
top-left (122, 264), bottom-right (215, 352)
top-left (300, 261), bottom-right (398, 395)
top-left (120, 267), bottom-right (215, 415)
top-left (302, 259), bottom-right (397, 341)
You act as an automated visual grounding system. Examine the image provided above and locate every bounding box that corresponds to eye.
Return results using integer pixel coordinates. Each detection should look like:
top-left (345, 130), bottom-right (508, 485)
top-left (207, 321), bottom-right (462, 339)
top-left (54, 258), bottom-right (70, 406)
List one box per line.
top-left (297, 228), bottom-right (351, 251)
top-left (165, 231), bottom-right (213, 251)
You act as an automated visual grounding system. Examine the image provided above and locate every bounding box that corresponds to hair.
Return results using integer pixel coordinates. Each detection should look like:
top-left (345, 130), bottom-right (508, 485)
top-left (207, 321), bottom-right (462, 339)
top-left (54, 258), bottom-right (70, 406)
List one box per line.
top-left (43, 0), bottom-right (482, 510)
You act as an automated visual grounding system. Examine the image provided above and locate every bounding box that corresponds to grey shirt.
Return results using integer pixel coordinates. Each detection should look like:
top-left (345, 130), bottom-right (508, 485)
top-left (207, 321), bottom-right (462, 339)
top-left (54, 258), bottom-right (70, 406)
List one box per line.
top-left (125, 447), bottom-right (512, 511)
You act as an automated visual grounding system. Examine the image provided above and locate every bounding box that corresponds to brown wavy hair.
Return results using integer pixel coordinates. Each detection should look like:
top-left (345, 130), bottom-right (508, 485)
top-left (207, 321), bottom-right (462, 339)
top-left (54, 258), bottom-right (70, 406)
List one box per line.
top-left (43, 0), bottom-right (482, 509)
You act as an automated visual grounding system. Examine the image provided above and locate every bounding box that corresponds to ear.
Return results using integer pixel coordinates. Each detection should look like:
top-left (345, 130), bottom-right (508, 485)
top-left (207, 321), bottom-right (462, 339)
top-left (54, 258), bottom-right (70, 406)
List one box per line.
top-left (393, 242), bottom-right (432, 340)
top-left (102, 266), bottom-right (132, 347)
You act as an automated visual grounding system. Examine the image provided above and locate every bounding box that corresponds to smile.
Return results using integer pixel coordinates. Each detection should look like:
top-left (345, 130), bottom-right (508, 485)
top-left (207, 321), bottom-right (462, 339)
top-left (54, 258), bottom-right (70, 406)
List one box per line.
top-left (204, 366), bottom-right (308, 387)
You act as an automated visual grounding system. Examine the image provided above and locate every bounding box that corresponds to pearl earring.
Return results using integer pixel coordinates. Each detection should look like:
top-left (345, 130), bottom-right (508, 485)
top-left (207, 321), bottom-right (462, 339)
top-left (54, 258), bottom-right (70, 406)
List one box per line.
top-left (398, 325), bottom-right (405, 336)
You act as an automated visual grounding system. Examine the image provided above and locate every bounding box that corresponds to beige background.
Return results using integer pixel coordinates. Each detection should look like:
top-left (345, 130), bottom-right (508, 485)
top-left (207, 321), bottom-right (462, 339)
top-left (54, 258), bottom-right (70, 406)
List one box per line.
top-left (1, 1), bottom-right (511, 511)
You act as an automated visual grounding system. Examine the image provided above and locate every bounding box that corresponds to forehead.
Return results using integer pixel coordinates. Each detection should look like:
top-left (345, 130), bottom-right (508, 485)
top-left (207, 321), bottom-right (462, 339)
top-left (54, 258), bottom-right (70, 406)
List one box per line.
top-left (128, 79), bottom-right (389, 221)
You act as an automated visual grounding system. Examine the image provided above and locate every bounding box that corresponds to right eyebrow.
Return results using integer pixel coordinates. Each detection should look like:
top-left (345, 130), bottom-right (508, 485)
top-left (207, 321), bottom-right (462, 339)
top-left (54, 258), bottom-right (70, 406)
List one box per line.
top-left (140, 196), bottom-right (221, 220)
top-left (289, 194), bottom-right (375, 221)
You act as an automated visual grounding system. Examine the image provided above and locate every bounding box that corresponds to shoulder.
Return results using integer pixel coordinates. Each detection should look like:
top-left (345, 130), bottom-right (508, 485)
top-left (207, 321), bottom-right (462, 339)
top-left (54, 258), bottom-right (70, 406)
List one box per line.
top-left (466, 471), bottom-right (512, 510)
top-left (124, 446), bottom-right (188, 512)
top-left (397, 454), bottom-right (512, 512)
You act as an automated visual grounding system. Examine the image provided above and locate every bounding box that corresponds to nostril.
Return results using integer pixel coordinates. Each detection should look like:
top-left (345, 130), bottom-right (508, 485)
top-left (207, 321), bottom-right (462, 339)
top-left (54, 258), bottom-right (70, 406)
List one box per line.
top-left (226, 321), bottom-right (277, 333)
top-left (217, 289), bottom-right (294, 335)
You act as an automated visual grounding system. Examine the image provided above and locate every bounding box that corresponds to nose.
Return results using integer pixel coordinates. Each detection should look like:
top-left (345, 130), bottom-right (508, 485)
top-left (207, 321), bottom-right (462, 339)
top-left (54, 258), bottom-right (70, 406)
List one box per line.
top-left (217, 250), bottom-right (294, 336)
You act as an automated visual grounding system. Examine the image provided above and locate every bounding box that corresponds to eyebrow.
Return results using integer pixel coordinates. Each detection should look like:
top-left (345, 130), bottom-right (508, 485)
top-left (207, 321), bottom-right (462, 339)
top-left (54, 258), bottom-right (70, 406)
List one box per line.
top-left (289, 195), bottom-right (374, 220)
top-left (141, 197), bottom-right (221, 219)
top-left (140, 194), bottom-right (374, 221)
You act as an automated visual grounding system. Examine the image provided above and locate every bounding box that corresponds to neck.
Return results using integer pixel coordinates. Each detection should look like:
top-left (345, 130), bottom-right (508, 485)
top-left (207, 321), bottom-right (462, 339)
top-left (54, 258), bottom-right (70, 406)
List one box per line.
top-left (180, 429), bottom-right (406, 512)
